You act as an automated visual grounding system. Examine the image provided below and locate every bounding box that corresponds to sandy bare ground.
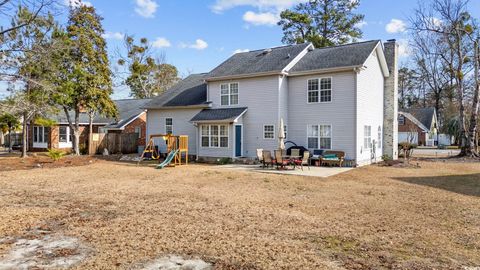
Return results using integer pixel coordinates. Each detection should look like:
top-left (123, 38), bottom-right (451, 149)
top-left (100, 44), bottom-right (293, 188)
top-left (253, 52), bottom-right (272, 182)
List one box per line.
top-left (0, 160), bottom-right (479, 269)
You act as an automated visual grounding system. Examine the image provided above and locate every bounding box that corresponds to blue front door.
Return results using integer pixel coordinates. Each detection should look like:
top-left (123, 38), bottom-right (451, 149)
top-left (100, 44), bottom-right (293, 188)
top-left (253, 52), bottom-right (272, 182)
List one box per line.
top-left (235, 125), bottom-right (242, 157)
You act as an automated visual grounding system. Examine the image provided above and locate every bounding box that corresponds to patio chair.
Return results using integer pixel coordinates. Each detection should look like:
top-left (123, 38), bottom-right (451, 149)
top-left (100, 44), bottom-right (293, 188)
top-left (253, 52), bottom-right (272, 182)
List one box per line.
top-left (262, 150), bottom-right (275, 168)
top-left (256, 148), bottom-right (264, 167)
top-left (274, 149), bottom-right (290, 169)
top-left (294, 151), bottom-right (310, 171)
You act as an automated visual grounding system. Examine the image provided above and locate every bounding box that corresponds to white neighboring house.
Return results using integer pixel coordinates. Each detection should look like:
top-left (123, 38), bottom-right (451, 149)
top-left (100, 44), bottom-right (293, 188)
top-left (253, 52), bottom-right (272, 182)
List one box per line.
top-left (145, 40), bottom-right (399, 166)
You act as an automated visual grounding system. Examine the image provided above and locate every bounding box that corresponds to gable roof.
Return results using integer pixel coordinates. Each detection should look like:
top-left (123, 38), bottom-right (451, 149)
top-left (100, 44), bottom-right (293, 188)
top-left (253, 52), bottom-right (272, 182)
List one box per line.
top-left (102, 99), bottom-right (152, 129)
top-left (144, 73), bottom-right (209, 109)
top-left (190, 107), bottom-right (248, 123)
top-left (206, 43), bottom-right (311, 80)
top-left (52, 99), bottom-right (151, 128)
top-left (289, 40), bottom-right (382, 74)
top-left (402, 107), bottom-right (436, 130)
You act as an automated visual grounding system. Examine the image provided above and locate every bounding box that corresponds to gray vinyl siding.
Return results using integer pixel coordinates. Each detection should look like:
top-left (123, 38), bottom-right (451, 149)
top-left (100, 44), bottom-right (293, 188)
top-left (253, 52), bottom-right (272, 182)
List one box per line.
top-left (146, 108), bottom-right (201, 155)
top-left (208, 76), bottom-right (280, 157)
top-left (356, 50), bottom-right (385, 165)
top-left (287, 71), bottom-right (357, 160)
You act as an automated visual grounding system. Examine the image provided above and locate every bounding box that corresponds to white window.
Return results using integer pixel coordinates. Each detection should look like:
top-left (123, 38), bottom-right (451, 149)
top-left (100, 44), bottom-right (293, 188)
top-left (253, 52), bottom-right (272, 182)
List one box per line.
top-left (33, 126), bottom-right (47, 143)
top-left (364, 125), bottom-right (372, 149)
top-left (201, 124), bottom-right (228, 148)
top-left (307, 125), bottom-right (319, 148)
top-left (398, 115), bottom-right (405, 125)
top-left (220, 83), bottom-right (239, 106)
top-left (59, 126), bottom-right (71, 143)
top-left (377, 126), bottom-right (382, 149)
top-left (134, 126), bottom-right (141, 134)
top-left (263, 125), bottom-right (274, 139)
top-left (165, 118), bottom-right (173, 134)
top-left (307, 125), bottom-right (332, 149)
top-left (308, 78), bottom-right (332, 103)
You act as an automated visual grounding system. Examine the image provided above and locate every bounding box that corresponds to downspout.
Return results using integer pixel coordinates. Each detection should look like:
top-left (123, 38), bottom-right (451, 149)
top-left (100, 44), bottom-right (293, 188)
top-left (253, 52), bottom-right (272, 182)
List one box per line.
top-left (353, 69), bottom-right (358, 166)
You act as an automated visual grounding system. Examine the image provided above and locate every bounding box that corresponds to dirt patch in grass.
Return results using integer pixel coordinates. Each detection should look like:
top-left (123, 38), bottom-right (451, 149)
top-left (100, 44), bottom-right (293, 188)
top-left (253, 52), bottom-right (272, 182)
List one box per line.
top-left (0, 160), bottom-right (479, 269)
top-left (0, 154), bottom-right (97, 171)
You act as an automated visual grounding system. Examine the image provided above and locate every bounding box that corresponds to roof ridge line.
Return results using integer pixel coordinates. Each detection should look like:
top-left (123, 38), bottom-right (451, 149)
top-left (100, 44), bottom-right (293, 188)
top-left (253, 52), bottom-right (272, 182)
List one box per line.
top-left (312, 40), bottom-right (380, 50)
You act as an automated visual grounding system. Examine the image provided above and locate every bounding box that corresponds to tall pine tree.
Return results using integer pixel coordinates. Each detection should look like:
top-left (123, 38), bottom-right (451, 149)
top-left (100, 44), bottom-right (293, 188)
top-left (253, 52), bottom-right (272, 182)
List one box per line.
top-left (53, 5), bottom-right (116, 155)
top-left (278, 0), bottom-right (364, 48)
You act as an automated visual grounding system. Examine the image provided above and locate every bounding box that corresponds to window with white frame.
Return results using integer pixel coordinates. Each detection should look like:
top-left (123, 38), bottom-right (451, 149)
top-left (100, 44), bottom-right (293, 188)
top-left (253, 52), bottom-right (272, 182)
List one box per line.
top-left (33, 126), bottom-right (47, 143)
top-left (307, 125), bottom-right (331, 149)
top-left (134, 126), bottom-right (141, 135)
top-left (398, 115), bottom-right (405, 125)
top-left (220, 83), bottom-right (239, 106)
top-left (307, 125), bottom-right (319, 148)
top-left (263, 125), bottom-right (274, 139)
top-left (319, 125), bottom-right (332, 149)
top-left (377, 126), bottom-right (382, 149)
top-left (364, 125), bottom-right (372, 149)
top-left (201, 124), bottom-right (228, 148)
top-left (308, 78), bottom-right (332, 103)
top-left (165, 118), bottom-right (173, 134)
top-left (59, 126), bottom-right (71, 143)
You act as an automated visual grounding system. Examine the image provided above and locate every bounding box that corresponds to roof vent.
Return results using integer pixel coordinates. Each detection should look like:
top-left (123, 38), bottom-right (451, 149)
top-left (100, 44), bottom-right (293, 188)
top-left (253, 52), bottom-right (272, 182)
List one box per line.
top-left (262, 48), bottom-right (272, 55)
top-left (286, 53), bottom-right (291, 59)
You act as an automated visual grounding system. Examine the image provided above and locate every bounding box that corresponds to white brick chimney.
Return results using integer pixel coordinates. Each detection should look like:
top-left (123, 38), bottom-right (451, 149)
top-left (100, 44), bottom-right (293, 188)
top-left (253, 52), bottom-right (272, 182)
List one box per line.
top-left (383, 39), bottom-right (399, 159)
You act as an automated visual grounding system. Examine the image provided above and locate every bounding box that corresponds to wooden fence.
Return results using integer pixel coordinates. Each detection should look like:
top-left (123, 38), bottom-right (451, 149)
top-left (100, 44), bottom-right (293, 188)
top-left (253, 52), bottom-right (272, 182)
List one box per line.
top-left (89, 133), bottom-right (139, 155)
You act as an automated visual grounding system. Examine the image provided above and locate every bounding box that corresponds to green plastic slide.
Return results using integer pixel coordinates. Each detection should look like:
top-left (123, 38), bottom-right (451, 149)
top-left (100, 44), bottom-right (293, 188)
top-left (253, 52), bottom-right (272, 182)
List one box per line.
top-left (156, 149), bottom-right (179, 169)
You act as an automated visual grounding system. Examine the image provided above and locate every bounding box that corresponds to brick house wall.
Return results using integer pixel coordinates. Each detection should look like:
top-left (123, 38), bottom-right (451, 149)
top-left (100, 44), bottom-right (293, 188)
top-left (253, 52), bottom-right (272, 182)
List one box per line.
top-left (398, 115), bottom-right (426, 145)
top-left (28, 124), bottom-right (101, 151)
top-left (121, 112), bottom-right (146, 146)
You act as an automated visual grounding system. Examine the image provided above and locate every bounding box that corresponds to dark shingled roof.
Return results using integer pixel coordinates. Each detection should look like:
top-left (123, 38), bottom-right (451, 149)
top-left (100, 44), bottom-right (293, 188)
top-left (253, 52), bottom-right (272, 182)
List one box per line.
top-left (54, 99), bottom-right (151, 128)
top-left (191, 107), bottom-right (248, 122)
top-left (289, 40), bottom-right (380, 73)
top-left (404, 107), bottom-right (436, 129)
top-left (144, 73), bottom-right (208, 109)
top-left (206, 43), bottom-right (311, 79)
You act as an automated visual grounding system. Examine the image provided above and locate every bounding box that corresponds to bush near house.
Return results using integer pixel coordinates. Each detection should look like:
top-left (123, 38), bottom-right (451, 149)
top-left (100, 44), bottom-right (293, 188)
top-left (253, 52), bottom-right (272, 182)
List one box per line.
top-left (399, 142), bottom-right (418, 159)
top-left (47, 149), bottom-right (66, 162)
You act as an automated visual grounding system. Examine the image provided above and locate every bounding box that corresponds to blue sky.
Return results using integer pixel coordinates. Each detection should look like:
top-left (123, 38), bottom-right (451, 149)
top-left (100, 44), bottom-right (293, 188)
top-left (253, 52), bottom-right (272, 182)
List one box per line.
top-left (1, 0), bottom-right (480, 99)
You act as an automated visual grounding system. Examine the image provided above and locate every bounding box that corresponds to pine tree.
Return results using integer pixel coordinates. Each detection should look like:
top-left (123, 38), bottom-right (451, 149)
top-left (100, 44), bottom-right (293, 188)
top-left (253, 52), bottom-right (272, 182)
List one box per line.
top-left (52, 5), bottom-right (117, 155)
top-left (278, 0), bottom-right (365, 48)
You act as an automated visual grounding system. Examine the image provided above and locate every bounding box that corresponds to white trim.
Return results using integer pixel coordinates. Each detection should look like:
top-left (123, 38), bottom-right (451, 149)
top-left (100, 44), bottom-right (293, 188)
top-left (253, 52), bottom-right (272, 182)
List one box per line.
top-left (282, 43), bottom-right (315, 72)
top-left (200, 124), bottom-right (229, 149)
top-left (206, 71), bottom-right (283, 82)
top-left (306, 77), bottom-right (333, 104)
top-left (165, 117), bottom-right (173, 134)
top-left (32, 126), bottom-right (48, 147)
top-left (234, 124), bottom-right (243, 157)
top-left (220, 82), bottom-right (240, 106)
top-left (103, 111), bottom-right (146, 131)
top-left (306, 124), bottom-right (333, 150)
top-left (288, 66), bottom-right (359, 77)
top-left (263, 124), bottom-right (275, 140)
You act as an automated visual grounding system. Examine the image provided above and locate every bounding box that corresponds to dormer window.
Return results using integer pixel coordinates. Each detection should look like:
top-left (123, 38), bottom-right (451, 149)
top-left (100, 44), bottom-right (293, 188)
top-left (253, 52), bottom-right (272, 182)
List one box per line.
top-left (220, 83), bottom-right (239, 106)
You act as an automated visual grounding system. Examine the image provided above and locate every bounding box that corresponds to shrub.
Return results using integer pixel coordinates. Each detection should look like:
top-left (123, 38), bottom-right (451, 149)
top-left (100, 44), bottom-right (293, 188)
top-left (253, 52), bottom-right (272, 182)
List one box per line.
top-left (398, 142), bottom-right (417, 159)
top-left (47, 149), bottom-right (66, 162)
top-left (381, 155), bottom-right (392, 162)
top-left (217, 157), bottom-right (232, 165)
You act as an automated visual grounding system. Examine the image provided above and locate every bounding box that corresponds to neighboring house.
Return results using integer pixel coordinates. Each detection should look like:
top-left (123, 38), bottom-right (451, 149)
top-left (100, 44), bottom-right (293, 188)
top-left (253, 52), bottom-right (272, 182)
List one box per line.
top-left (398, 107), bottom-right (438, 146)
top-left (29, 99), bottom-right (151, 152)
top-left (145, 40), bottom-right (399, 166)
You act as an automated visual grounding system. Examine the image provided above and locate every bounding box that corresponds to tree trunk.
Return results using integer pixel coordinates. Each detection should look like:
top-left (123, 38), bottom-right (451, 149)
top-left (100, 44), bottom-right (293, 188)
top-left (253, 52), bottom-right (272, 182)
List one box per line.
top-left (73, 108), bottom-right (80, 155)
top-left (88, 112), bottom-right (94, 155)
top-left (21, 112), bottom-right (28, 158)
top-left (466, 40), bottom-right (480, 157)
top-left (8, 127), bottom-right (12, 153)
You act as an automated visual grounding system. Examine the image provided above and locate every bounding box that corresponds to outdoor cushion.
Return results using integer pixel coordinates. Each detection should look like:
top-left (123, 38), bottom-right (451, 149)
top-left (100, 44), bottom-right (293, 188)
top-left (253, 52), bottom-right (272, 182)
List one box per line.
top-left (323, 157), bottom-right (340, 161)
top-left (323, 154), bottom-right (337, 159)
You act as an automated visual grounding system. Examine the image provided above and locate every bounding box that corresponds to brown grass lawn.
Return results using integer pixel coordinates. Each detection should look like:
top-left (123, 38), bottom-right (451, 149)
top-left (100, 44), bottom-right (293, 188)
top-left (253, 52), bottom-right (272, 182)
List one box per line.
top-left (0, 159), bottom-right (479, 269)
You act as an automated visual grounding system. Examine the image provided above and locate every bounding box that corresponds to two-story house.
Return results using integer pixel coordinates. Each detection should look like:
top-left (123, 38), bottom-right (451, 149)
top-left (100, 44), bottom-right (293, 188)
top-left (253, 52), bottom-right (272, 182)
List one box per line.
top-left (144, 40), bottom-right (399, 166)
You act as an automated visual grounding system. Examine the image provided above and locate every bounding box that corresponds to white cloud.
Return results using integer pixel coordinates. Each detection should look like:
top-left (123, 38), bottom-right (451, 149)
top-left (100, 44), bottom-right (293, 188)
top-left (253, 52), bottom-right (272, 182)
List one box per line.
top-left (398, 39), bottom-right (410, 58)
top-left (233, 49), bottom-right (249, 54)
top-left (135, 0), bottom-right (158, 18)
top-left (64, 0), bottom-right (92, 7)
top-left (355, 21), bottom-right (367, 29)
top-left (152, 37), bottom-right (171, 48)
top-left (102, 31), bottom-right (124, 40)
top-left (243, 11), bottom-right (278, 26)
top-left (385, 19), bottom-right (406, 34)
top-left (180, 39), bottom-right (208, 50)
top-left (211, 0), bottom-right (303, 13)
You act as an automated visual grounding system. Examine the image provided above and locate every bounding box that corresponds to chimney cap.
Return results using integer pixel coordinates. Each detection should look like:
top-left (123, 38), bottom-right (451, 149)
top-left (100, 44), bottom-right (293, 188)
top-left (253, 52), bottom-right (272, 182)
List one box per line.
top-left (386, 39), bottom-right (396, 42)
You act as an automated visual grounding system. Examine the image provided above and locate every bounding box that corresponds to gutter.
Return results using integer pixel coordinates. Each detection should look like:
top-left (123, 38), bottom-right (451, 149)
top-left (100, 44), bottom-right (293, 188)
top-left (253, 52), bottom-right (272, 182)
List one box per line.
top-left (287, 66), bottom-right (361, 76)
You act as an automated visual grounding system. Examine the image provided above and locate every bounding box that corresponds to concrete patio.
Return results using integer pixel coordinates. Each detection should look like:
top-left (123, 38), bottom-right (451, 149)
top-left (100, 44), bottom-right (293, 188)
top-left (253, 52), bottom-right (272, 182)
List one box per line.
top-left (217, 164), bottom-right (353, 178)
